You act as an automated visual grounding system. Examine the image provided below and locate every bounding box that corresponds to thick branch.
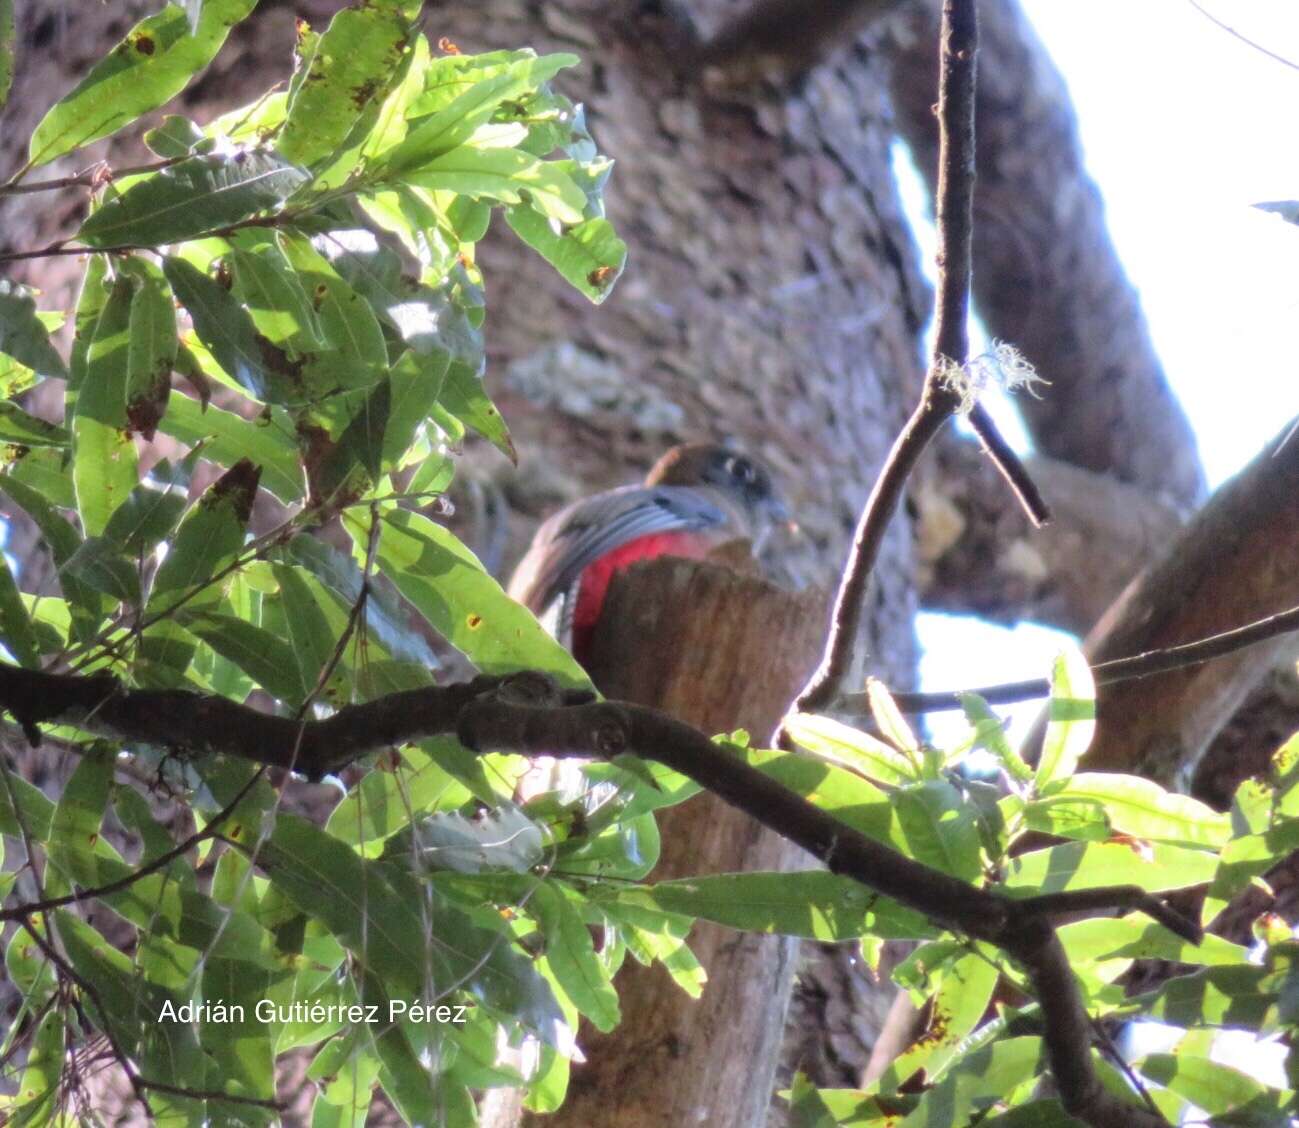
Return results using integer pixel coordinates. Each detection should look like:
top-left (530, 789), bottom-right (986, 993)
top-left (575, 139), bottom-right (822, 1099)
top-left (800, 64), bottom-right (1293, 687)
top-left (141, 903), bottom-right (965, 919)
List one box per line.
top-left (456, 692), bottom-right (1174, 1128)
top-left (4, 656), bottom-right (1185, 1127)
top-left (0, 664), bottom-right (524, 779)
top-left (1083, 418), bottom-right (1299, 779)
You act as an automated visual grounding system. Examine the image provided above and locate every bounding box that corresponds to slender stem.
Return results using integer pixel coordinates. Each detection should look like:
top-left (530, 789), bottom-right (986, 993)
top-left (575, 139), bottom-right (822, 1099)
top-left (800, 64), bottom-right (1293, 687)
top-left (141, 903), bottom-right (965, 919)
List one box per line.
top-left (1186, 0), bottom-right (1299, 73)
top-left (790, 0), bottom-right (979, 720)
top-left (879, 597), bottom-right (1299, 713)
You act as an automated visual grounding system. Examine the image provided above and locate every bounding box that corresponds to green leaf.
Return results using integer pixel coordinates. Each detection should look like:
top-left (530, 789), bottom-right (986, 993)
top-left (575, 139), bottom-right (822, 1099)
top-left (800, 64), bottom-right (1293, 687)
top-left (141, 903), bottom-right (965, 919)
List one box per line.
top-left (159, 391), bottom-right (304, 502)
top-left (784, 712), bottom-right (916, 786)
top-left (387, 803), bottom-right (546, 874)
top-left (897, 1037), bottom-right (1045, 1128)
top-left (353, 506), bottom-right (588, 688)
top-left (120, 258), bottom-right (176, 441)
top-left (1037, 773), bottom-right (1229, 848)
top-left (360, 31), bottom-right (430, 162)
top-left (269, 563), bottom-right (337, 704)
top-left (380, 53), bottom-right (579, 175)
top-left (72, 274), bottom-right (139, 537)
top-left (45, 753), bottom-right (113, 888)
top-left (406, 145), bottom-right (587, 224)
top-left (0, 550), bottom-right (40, 666)
top-left (147, 457), bottom-right (259, 617)
top-left (103, 451), bottom-right (197, 555)
top-left (1138, 1052), bottom-right (1290, 1119)
top-left (52, 911), bottom-right (206, 1114)
top-left (162, 255), bottom-right (282, 404)
top-left (532, 883), bottom-right (620, 1032)
top-left (1057, 916), bottom-right (1246, 974)
top-left (277, 1), bottom-right (415, 168)
top-left (962, 693), bottom-right (1033, 783)
top-left (750, 748), bottom-right (907, 854)
top-left (278, 534), bottom-right (438, 668)
top-left (258, 813), bottom-right (568, 1045)
top-left (27, 0), bottom-right (258, 169)
top-left (1132, 962), bottom-right (1279, 1029)
top-left (11, 1010), bottom-right (64, 1127)
top-left (60, 535), bottom-right (141, 606)
top-left (0, 473), bottom-right (103, 640)
top-left (277, 232), bottom-right (389, 375)
top-left (626, 871), bottom-right (934, 941)
top-left (440, 357), bottom-right (515, 462)
top-left (143, 113), bottom-right (207, 158)
top-left (230, 243), bottom-right (328, 354)
top-left (893, 781), bottom-right (984, 884)
top-left (0, 401), bottom-right (68, 447)
top-left (0, 279), bottom-right (68, 378)
top-left (1002, 840), bottom-right (1217, 896)
top-left (327, 741), bottom-right (472, 847)
top-left (184, 609), bottom-right (308, 704)
top-left (505, 207), bottom-right (625, 303)
top-left (79, 150), bottom-right (306, 247)
top-left (1035, 648), bottom-right (1096, 790)
top-left (874, 949), bottom-right (1000, 1092)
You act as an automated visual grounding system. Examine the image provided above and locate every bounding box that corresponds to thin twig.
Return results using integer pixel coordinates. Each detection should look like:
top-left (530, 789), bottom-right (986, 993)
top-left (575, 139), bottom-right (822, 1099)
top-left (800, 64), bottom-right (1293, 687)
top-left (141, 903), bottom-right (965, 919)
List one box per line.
top-left (0, 213), bottom-right (295, 265)
top-left (1186, 0), bottom-right (1299, 73)
top-left (968, 403), bottom-right (1051, 526)
top-left (874, 597), bottom-right (1299, 714)
top-left (0, 154), bottom-right (190, 198)
top-left (0, 767), bottom-right (267, 922)
top-left (17, 918), bottom-right (155, 1119)
top-left (789, 0), bottom-right (979, 721)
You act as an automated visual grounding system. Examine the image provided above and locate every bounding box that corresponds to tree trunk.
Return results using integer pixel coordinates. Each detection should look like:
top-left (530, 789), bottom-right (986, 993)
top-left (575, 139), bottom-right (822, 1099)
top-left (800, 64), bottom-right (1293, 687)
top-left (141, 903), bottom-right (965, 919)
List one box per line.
top-left (510, 556), bottom-right (824, 1127)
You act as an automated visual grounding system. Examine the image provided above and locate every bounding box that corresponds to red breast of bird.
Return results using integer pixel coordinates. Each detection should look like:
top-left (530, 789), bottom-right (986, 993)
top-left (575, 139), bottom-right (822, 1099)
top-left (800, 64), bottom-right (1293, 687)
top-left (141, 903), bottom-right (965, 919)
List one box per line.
top-left (507, 443), bottom-right (788, 662)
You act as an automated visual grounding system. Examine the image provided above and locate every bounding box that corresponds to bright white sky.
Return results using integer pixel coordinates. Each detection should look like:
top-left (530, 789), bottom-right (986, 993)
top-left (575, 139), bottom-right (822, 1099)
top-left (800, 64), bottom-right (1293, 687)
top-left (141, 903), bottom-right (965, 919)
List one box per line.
top-left (915, 0), bottom-right (1299, 738)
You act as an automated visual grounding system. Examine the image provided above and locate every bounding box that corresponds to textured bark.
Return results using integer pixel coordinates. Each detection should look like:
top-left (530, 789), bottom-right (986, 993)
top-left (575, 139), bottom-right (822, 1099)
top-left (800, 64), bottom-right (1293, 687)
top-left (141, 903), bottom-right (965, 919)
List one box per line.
top-left (1082, 424), bottom-right (1299, 783)
top-left (914, 439), bottom-right (1184, 634)
top-left (510, 556), bottom-right (825, 1127)
top-left (884, 0), bottom-right (1205, 510)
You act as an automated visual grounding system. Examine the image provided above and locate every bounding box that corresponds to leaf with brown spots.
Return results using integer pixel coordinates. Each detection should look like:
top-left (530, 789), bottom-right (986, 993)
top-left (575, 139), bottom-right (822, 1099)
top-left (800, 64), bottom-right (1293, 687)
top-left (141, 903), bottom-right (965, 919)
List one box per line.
top-left (27, 0), bottom-right (257, 169)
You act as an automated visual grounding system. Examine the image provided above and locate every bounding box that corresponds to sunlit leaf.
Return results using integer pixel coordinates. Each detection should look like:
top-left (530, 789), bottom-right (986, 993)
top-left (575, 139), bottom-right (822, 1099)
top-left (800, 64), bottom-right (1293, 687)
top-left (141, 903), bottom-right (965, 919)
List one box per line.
top-left (147, 457), bottom-right (260, 617)
top-left (159, 391), bottom-right (304, 503)
top-left (505, 207), bottom-right (625, 303)
top-left (79, 150), bottom-right (305, 247)
top-left (1035, 647), bottom-right (1096, 791)
top-left (379, 53), bottom-right (579, 175)
top-left (406, 145), bottom-right (586, 224)
top-left (72, 274), bottom-right (138, 537)
top-left (353, 506), bottom-right (588, 688)
top-left (27, 0), bottom-right (257, 169)
top-left (277, 0), bottom-right (416, 168)
top-left (531, 882), bottom-right (620, 1032)
top-left (1002, 840), bottom-right (1217, 896)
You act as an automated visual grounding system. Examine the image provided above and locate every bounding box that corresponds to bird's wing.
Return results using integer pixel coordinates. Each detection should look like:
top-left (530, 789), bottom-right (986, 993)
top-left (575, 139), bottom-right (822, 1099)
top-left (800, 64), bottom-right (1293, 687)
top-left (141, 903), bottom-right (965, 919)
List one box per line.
top-left (507, 484), bottom-right (729, 613)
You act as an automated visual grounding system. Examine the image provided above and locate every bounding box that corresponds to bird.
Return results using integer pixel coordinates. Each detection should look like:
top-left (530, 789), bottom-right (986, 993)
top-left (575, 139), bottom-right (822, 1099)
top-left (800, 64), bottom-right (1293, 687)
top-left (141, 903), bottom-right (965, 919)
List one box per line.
top-left (508, 442), bottom-right (789, 662)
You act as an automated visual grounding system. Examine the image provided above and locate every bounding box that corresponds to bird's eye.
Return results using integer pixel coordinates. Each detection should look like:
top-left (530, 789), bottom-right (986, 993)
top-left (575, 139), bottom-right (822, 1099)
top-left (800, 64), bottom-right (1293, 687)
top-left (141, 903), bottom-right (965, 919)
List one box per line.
top-left (724, 455), bottom-right (757, 484)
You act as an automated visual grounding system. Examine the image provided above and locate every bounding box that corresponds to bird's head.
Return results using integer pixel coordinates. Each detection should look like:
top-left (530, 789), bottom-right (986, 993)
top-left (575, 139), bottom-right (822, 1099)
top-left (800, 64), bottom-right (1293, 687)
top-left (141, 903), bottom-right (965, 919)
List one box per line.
top-left (646, 442), bottom-right (790, 547)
